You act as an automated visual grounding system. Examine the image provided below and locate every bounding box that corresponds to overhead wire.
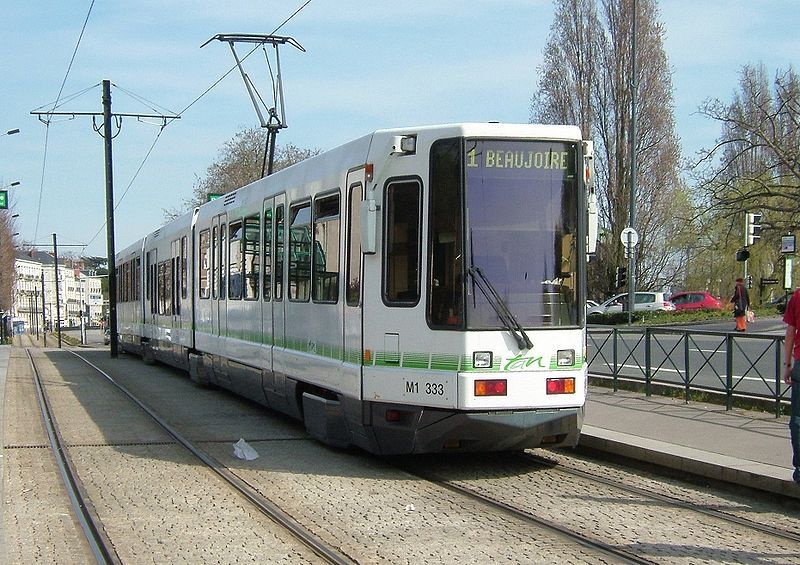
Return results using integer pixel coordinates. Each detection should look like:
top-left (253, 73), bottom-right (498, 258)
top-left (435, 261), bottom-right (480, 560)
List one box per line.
top-left (35, 0), bottom-right (311, 254)
top-left (81, 0), bottom-right (313, 249)
top-left (33, 0), bottom-right (96, 246)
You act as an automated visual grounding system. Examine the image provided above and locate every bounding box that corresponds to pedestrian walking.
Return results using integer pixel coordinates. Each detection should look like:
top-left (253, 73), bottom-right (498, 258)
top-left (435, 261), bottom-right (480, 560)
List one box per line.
top-left (731, 277), bottom-right (750, 332)
top-left (782, 287), bottom-right (800, 484)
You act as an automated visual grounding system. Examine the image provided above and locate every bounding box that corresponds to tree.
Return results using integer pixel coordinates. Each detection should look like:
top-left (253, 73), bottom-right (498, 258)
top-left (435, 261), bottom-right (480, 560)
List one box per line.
top-left (690, 64), bottom-right (799, 302)
top-left (0, 212), bottom-right (15, 314)
top-left (693, 65), bottom-right (800, 235)
top-left (165, 126), bottom-right (321, 219)
top-left (531, 0), bottom-right (686, 298)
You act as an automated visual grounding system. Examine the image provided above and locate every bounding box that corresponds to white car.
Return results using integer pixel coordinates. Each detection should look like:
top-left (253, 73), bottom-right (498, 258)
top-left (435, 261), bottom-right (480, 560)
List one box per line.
top-left (588, 292), bottom-right (675, 316)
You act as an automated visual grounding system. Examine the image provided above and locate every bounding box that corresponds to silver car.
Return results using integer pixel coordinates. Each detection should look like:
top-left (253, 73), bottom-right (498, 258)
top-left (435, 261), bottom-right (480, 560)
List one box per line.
top-left (588, 292), bottom-right (675, 315)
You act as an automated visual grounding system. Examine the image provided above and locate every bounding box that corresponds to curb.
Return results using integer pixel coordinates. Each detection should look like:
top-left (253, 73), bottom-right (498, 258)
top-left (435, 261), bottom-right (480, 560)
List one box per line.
top-left (578, 425), bottom-right (800, 500)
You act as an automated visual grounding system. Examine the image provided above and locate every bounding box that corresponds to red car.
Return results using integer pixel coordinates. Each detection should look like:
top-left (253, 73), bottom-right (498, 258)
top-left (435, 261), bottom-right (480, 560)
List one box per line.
top-left (668, 291), bottom-right (723, 311)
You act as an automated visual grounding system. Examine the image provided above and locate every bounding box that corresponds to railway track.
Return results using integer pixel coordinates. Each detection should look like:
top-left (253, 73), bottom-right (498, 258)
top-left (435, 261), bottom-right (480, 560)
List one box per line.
top-left (13, 336), bottom-right (800, 563)
top-left (521, 450), bottom-right (800, 545)
top-left (399, 450), bottom-right (800, 564)
top-left (23, 343), bottom-right (353, 564)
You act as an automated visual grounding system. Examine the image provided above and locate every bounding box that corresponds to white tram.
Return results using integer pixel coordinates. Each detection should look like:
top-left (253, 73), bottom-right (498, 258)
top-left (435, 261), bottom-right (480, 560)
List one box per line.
top-left (116, 123), bottom-right (598, 455)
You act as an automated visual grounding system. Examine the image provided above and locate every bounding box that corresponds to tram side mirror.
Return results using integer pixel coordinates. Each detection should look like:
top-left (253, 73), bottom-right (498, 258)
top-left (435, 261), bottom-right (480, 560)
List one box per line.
top-left (360, 198), bottom-right (378, 254)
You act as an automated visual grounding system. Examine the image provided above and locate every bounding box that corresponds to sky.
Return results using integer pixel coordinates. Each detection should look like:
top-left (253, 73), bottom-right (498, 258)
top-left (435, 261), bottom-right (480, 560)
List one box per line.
top-left (1, 1), bottom-right (797, 258)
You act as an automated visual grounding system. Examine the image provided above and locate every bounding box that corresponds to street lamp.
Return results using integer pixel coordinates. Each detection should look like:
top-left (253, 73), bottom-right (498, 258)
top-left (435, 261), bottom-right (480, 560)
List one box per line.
top-left (5, 129), bottom-right (20, 136)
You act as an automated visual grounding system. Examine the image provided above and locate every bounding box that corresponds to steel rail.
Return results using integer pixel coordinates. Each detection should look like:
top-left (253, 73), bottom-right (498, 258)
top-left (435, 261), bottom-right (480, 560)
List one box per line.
top-left (522, 451), bottom-right (800, 545)
top-left (67, 350), bottom-right (353, 565)
top-left (26, 349), bottom-right (120, 564)
top-left (401, 463), bottom-right (655, 565)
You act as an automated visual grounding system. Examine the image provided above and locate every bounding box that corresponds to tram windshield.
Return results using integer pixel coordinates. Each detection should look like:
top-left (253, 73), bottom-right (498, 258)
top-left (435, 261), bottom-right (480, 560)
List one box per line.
top-left (428, 138), bottom-right (579, 330)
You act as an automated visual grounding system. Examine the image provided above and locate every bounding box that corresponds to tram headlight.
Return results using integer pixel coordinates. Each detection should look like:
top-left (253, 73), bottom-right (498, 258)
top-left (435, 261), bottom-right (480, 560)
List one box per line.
top-left (472, 351), bottom-right (493, 369)
top-left (556, 349), bottom-right (575, 367)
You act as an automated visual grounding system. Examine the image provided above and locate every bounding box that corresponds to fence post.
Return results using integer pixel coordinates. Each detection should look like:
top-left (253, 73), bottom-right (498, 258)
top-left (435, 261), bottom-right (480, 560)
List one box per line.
top-left (613, 328), bottom-right (619, 392)
top-left (645, 327), bottom-right (652, 397)
top-left (684, 332), bottom-right (690, 403)
top-left (726, 333), bottom-right (733, 411)
top-left (776, 338), bottom-right (783, 418)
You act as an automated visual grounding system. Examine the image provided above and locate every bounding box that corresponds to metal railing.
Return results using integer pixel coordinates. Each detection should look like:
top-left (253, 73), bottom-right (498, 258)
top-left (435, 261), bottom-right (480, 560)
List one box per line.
top-left (587, 327), bottom-right (791, 417)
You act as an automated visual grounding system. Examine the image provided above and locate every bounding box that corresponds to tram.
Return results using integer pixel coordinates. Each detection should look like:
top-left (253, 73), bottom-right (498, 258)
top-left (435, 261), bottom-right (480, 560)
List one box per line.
top-left (116, 122), bottom-right (598, 455)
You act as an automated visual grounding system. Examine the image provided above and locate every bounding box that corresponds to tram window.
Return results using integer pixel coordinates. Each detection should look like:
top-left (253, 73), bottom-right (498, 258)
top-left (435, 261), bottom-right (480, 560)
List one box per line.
top-left (289, 202), bottom-right (311, 301)
top-left (313, 193), bottom-right (340, 303)
top-left (384, 179), bottom-right (421, 305)
top-left (172, 240), bottom-right (180, 315)
top-left (428, 138), bottom-right (464, 328)
top-left (146, 250), bottom-right (156, 313)
top-left (135, 257), bottom-right (141, 301)
top-left (199, 229), bottom-right (210, 299)
top-left (219, 222), bottom-right (227, 299)
top-left (244, 215), bottom-right (260, 300)
top-left (211, 226), bottom-right (218, 299)
top-left (181, 236), bottom-right (188, 300)
top-left (274, 205), bottom-right (284, 301)
top-left (229, 221), bottom-right (243, 300)
top-left (346, 183), bottom-right (362, 307)
top-left (262, 205), bottom-right (272, 301)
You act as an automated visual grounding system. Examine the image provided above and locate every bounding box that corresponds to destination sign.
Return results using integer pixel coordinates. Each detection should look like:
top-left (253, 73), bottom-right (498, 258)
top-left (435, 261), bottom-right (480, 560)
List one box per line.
top-left (467, 148), bottom-right (570, 170)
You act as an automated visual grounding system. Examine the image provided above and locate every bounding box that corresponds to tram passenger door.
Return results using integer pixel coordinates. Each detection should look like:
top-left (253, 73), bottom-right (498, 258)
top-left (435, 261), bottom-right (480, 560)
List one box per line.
top-left (344, 174), bottom-right (365, 396)
top-left (219, 214), bottom-right (228, 338)
top-left (272, 195), bottom-right (286, 351)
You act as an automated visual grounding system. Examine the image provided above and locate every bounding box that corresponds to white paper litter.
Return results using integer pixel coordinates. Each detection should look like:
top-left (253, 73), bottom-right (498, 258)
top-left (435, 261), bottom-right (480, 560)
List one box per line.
top-left (404, 504), bottom-right (415, 512)
top-left (233, 438), bottom-right (259, 460)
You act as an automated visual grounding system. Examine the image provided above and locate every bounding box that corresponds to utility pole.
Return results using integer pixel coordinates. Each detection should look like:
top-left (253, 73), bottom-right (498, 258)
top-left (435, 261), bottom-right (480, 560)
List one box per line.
top-left (53, 233), bottom-right (62, 348)
top-left (627, 0), bottom-right (638, 325)
top-left (101, 80), bottom-right (118, 356)
top-left (41, 271), bottom-right (46, 347)
top-left (32, 81), bottom-right (179, 357)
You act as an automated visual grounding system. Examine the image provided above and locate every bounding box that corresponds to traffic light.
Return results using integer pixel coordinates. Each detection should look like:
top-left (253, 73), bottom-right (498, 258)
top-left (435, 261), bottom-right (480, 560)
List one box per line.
top-left (615, 266), bottom-right (627, 289)
top-left (736, 248), bottom-right (750, 262)
top-left (0, 190), bottom-right (6, 210)
top-left (747, 212), bottom-right (762, 245)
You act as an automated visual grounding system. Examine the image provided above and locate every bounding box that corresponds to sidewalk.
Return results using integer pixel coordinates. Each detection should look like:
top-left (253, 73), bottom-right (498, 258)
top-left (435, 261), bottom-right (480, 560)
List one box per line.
top-left (0, 344), bottom-right (11, 553)
top-left (581, 384), bottom-right (798, 498)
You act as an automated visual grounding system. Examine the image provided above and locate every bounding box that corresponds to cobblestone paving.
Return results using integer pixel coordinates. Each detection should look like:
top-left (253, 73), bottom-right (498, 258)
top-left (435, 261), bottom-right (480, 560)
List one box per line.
top-left (30, 349), bottom-right (800, 564)
top-left (5, 349), bottom-right (319, 563)
top-left (420, 453), bottom-right (800, 564)
top-left (2, 347), bottom-right (93, 563)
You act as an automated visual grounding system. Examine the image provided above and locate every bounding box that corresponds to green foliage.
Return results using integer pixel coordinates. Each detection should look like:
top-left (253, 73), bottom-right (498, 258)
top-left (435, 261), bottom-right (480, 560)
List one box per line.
top-left (588, 308), bottom-right (732, 326)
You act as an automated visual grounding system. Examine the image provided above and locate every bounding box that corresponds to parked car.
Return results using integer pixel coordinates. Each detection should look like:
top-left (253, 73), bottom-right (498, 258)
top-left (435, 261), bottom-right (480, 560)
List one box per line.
top-left (587, 292), bottom-right (675, 316)
top-left (668, 291), bottom-right (723, 311)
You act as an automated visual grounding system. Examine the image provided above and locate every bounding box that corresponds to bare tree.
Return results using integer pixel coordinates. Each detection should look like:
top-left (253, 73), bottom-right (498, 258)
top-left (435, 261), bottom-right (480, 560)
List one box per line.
top-left (165, 126), bottom-right (320, 219)
top-left (0, 212), bottom-right (17, 316)
top-left (531, 0), bottom-right (685, 297)
top-left (693, 65), bottom-right (800, 234)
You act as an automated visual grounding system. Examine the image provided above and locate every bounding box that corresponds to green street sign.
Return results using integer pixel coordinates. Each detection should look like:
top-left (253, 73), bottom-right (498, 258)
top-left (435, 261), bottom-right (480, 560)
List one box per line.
top-left (0, 190), bottom-right (7, 209)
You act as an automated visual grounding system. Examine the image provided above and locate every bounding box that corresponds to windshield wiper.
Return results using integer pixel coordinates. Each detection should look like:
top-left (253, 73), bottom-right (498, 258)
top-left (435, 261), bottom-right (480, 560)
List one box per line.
top-left (467, 265), bottom-right (533, 350)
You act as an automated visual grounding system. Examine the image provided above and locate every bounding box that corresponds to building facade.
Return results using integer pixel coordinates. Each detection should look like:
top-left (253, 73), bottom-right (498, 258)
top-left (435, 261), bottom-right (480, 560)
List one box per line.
top-left (13, 250), bottom-right (106, 332)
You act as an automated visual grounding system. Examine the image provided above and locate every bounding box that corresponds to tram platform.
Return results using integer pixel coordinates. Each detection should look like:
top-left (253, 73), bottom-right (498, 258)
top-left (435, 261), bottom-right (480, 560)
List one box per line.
top-left (581, 384), bottom-right (799, 499)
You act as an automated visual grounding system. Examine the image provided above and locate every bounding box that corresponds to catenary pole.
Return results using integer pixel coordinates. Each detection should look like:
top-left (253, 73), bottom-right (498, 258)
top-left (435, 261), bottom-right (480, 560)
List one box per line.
top-left (102, 80), bottom-right (119, 358)
top-left (627, 0), bottom-right (638, 325)
top-left (31, 80), bottom-right (179, 358)
top-left (40, 272), bottom-right (46, 347)
top-left (53, 233), bottom-right (62, 348)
